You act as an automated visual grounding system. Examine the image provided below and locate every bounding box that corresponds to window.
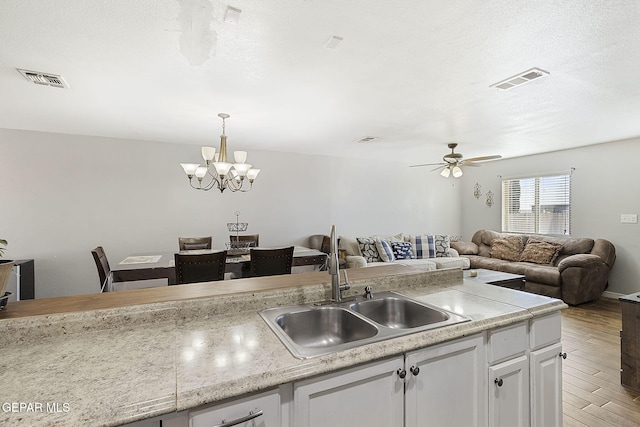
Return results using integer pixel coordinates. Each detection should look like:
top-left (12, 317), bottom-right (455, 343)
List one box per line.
top-left (501, 173), bottom-right (571, 235)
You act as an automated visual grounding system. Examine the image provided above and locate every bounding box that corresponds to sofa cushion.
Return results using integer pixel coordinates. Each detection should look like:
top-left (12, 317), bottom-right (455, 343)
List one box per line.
top-left (450, 241), bottom-right (478, 255)
top-left (357, 237), bottom-right (381, 263)
top-left (433, 234), bottom-right (452, 257)
top-left (519, 239), bottom-right (562, 265)
top-left (433, 256), bottom-right (470, 269)
top-left (409, 235), bottom-right (435, 259)
top-left (489, 236), bottom-right (525, 261)
top-left (339, 236), bottom-right (361, 257)
top-left (391, 241), bottom-right (414, 260)
top-left (375, 239), bottom-right (395, 262)
top-left (523, 264), bottom-right (561, 287)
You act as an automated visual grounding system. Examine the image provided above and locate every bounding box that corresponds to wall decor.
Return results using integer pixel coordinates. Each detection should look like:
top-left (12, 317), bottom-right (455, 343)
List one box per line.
top-left (486, 190), bottom-right (494, 207)
top-left (473, 182), bottom-right (482, 199)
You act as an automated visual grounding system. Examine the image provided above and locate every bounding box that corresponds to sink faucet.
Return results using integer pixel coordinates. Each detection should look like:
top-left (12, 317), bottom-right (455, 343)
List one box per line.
top-left (329, 225), bottom-right (350, 302)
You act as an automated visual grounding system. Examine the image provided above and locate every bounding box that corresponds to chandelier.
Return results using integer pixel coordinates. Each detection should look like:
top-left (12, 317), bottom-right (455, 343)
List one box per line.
top-left (180, 113), bottom-right (260, 192)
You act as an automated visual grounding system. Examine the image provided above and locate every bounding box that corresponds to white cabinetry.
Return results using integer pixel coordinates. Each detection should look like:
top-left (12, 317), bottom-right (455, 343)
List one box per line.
top-left (293, 356), bottom-right (404, 427)
top-left (487, 322), bottom-right (530, 427)
top-left (405, 334), bottom-right (486, 427)
top-left (529, 313), bottom-right (564, 427)
top-left (487, 312), bottom-right (564, 427)
top-left (189, 386), bottom-right (291, 427)
top-left (489, 355), bottom-right (530, 427)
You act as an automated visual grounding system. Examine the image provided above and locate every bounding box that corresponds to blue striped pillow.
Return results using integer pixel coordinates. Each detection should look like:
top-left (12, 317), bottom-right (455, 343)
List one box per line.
top-left (410, 235), bottom-right (436, 259)
top-left (375, 239), bottom-right (395, 262)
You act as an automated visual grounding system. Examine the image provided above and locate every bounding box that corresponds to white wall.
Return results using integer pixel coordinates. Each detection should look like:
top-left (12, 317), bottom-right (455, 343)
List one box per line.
top-left (0, 129), bottom-right (461, 298)
top-left (459, 138), bottom-right (640, 296)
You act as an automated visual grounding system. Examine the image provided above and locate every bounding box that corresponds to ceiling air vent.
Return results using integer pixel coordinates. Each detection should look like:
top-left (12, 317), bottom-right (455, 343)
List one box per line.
top-left (354, 136), bottom-right (379, 143)
top-left (490, 67), bottom-right (549, 91)
top-left (16, 69), bottom-right (69, 89)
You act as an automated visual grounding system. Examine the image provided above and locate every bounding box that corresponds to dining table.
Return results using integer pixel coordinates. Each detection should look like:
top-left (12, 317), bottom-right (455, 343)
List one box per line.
top-left (110, 246), bottom-right (328, 286)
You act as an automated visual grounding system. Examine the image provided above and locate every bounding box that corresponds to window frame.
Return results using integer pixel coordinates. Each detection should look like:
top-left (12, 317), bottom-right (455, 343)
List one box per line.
top-left (501, 172), bottom-right (572, 236)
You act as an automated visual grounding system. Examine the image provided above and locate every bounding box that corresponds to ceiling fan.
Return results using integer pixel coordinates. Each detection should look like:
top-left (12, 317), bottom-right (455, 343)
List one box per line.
top-left (410, 143), bottom-right (502, 178)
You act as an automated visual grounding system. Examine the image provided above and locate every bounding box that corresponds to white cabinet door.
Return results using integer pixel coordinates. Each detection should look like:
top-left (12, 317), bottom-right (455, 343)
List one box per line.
top-left (488, 355), bottom-right (530, 427)
top-left (293, 356), bottom-right (404, 427)
top-left (530, 342), bottom-right (563, 427)
top-left (405, 334), bottom-right (486, 427)
top-left (189, 387), bottom-right (287, 427)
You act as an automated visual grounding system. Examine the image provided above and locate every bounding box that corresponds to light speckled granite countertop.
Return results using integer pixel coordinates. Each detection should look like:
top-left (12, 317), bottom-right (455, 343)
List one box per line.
top-left (0, 268), bottom-right (566, 426)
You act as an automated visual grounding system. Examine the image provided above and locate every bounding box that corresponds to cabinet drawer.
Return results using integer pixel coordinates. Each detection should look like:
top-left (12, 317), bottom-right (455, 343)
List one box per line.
top-left (488, 322), bottom-right (528, 364)
top-left (529, 312), bottom-right (561, 350)
top-left (189, 388), bottom-right (283, 427)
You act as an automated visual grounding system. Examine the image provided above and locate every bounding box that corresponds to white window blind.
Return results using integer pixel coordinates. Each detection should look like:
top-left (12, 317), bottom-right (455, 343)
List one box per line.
top-left (501, 173), bottom-right (571, 235)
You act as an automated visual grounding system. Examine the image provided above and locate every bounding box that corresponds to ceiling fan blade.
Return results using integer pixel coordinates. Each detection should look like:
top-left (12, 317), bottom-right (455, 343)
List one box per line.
top-left (409, 162), bottom-right (446, 168)
top-left (463, 155), bottom-right (502, 163)
top-left (430, 165), bottom-right (447, 172)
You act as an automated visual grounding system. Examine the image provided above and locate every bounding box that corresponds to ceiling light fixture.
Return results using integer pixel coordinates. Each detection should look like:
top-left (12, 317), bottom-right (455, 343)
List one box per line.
top-left (490, 67), bottom-right (549, 91)
top-left (180, 113), bottom-right (260, 193)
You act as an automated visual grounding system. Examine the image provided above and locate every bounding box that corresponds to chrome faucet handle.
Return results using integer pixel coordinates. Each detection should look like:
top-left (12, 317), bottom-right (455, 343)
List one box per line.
top-left (363, 285), bottom-right (373, 299)
top-left (340, 270), bottom-right (350, 291)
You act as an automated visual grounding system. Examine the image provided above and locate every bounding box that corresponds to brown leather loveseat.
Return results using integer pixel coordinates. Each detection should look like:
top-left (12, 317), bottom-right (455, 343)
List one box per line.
top-left (451, 229), bottom-right (616, 305)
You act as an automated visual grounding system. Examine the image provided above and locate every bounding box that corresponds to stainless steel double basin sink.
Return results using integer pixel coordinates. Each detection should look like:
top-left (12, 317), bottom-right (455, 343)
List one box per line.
top-left (259, 291), bottom-right (470, 359)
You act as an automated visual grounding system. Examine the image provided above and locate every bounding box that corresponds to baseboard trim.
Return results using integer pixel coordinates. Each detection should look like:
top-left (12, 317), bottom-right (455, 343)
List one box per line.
top-left (602, 291), bottom-right (625, 300)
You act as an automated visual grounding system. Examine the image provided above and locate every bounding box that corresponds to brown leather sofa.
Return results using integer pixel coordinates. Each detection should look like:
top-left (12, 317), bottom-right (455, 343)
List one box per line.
top-left (451, 229), bottom-right (616, 305)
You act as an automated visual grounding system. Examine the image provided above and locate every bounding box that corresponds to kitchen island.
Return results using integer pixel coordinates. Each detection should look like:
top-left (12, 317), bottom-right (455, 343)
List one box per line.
top-left (0, 265), bottom-right (566, 426)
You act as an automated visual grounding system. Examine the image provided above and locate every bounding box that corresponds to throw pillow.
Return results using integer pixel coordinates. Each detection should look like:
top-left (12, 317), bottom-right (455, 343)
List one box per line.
top-left (409, 235), bottom-right (435, 259)
top-left (489, 236), bottom-right (524, 261)
top-left (391, 241), bottom-right (414, 260)
top-left (520, 239), bottom-right (563, 265)
top-left (375, 239), bottom-right (395, 262)
top-left (357, 237), bottom-right (382, 263)
top-left (432, 234), bottom-right (452, 257)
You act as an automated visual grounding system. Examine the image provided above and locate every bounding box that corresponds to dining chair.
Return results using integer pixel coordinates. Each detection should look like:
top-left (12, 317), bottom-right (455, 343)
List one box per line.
top-left (229, 234), bottom-right (259, 248)
top-left (178, 236), bottom-right (213, 251)
top-left (174, 251), bottom-right (227, 285)
top-left (91, 246), bottom-right (111, 292)
top-left (309, 234), bottom-right (331, 254)
top-left (249, 246), bottom-right (294, 277)
top-left (91, 247), bottom-right (168, 292)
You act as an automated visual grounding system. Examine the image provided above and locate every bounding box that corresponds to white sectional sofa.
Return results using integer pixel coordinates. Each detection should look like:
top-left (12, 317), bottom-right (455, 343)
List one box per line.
top-left (338, 233), bottom-right (470, 271)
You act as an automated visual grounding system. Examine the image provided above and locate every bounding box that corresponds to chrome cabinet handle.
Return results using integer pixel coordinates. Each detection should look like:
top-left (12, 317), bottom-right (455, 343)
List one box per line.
top-left (495, 378), bottom-right (503, 387)
top-left (559, 352), bottom-right (567, 359)
top-left (397, 368), bottom-right (407, 379)
top-left (213, 409), bottom-right (263, 427)
top-left (410, 366), bottom-right (420, 376)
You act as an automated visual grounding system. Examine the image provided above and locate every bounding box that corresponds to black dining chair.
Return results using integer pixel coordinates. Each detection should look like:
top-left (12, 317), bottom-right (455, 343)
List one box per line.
top-left (229, 234), bottom-right (259, 248)
top-left (91, 246), bottom-right (111, 292)
top-left (174, 251), bottom-right (227, 285)
top-left (249, 246), bottom-right (294, 277)
top-left (178, 236), bottom-right (213, 251)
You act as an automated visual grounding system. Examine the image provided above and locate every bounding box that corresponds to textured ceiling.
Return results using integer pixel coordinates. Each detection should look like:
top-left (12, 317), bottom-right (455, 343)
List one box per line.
top-left (2, 0), bottom-right (640, 164)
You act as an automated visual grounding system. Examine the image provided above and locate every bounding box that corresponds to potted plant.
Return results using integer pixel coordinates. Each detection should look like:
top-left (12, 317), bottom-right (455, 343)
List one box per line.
top-left (0, 239), bottom-right (13, 306)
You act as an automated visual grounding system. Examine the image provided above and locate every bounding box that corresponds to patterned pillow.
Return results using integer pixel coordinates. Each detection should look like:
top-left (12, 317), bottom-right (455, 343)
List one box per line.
top-left (409, 235), bottom-right (435, 259)
top-left (357, 237), bottom-right (382, 263)
top-left (520, 239), bottom-right (563, 265)
top-left (391, 242), bottom-right (414, 260)
top-left (489, 236), bottom-right (524, 261)
top-left (432, 234), bottom-right (451, 257)
top-left (375, 239), bottom-right (395, 262)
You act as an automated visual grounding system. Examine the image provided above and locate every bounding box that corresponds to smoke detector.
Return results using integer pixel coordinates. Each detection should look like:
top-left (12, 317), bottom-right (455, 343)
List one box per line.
top-left (490, 67), bottom-right (549, 91)
top-left (17, 69), bottom-right (69, 89)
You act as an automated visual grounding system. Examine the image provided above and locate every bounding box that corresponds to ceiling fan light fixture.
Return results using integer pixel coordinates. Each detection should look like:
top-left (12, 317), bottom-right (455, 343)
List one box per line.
top-left (452, 166), bottom-right (463, 178)
top-left (440, 167), bottom-right (451, 178)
